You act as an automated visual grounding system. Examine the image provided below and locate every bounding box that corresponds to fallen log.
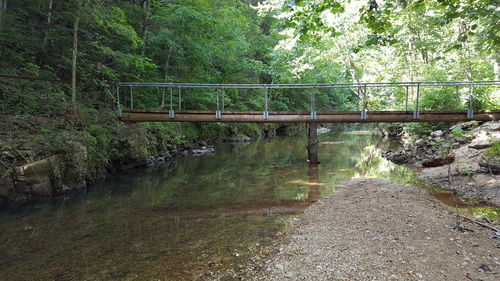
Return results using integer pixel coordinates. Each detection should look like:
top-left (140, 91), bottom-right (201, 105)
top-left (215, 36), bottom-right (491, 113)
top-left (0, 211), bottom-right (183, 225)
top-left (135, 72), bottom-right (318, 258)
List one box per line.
top-left (459, 215), bottom-right (500, 233)
top-left (479, 162), bottom-right (500, 174)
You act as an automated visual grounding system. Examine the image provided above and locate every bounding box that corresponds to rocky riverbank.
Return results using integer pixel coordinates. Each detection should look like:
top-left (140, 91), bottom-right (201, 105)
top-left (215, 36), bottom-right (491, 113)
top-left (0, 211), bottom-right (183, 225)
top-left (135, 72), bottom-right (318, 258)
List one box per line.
top-left (0, 113), bottom-right (288, 209)
top-left (383, 121), bottom-right (500, 206)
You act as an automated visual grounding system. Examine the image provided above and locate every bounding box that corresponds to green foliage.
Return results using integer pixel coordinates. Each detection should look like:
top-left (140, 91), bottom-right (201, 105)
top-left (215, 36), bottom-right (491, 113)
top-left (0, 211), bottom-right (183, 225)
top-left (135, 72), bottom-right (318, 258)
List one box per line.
top-left (143, 122), bottom-right (191, 152)
top-left (0, 0), bottom-right (498, 163)
top-left (405, 122), bottom-right (452, 137)
top-left (419, 88), bottom-right (457, 111)
top-left (458, 167), bottom-right (475, 177)
top-left (451, 127), bottom-right (463, 138)
top-left (485, 141), bottom-right (500, 162)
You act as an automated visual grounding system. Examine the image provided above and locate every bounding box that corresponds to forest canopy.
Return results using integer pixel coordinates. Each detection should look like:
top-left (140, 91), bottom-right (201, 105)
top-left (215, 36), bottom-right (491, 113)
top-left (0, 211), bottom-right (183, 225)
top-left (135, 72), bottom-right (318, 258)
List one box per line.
top-left (0, 0), bottom-right (498, 115)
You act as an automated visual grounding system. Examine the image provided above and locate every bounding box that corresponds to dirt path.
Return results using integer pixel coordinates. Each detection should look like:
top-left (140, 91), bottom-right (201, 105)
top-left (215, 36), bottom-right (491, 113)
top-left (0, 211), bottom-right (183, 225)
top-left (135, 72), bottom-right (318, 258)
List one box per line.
top-left (243, 178), bottom-right (499, 281)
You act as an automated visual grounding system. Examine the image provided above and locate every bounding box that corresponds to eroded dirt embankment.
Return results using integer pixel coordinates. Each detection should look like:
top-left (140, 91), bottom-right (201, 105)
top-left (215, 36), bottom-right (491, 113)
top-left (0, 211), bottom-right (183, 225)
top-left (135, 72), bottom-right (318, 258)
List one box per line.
top-left (227, 178), bottom-right (499, 281)
top-left (384, 121), bottom-right (500, 206)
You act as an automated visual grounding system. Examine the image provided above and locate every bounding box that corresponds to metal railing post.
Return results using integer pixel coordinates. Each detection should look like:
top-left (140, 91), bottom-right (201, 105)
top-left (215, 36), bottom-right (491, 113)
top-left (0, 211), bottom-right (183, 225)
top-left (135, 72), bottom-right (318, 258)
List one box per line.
top-left (221, 89), bottom-right (225, 112)
top-left (215, 86), bottom-right (221, 120)
top-left (116, 85), bottom-right (122, 116)
top-left (263, 87), bottom-right (269, 120)
top-left (169, 85), bottom-right (175, 118)
top-left (310, 89), bottom-right (317, 120)
top-left (361, 84), bottom-right (368, 120)
top-left (413, 84), bottom-right (420, 119)
top-left (364, 84), bottom-right (368, 119)
top-left (455, 86), bottom-right (459, 110)
top-left (160, 88), bottom-right (165, 109)
top-left (356, 86), bottom-right (360, 111)
top-left (129, 86), bottom-right (133, 109)
top-left (178, 86), bottom-right (181, 110)
top-left (467, 84), bottom-right (474, 119)
top-left (405, 86), bottom-right (409, 111)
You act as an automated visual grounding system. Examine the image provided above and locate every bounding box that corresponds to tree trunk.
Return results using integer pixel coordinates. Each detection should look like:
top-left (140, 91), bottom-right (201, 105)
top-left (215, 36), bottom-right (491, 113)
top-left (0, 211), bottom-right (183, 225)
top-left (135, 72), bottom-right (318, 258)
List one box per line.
top-left (493, 58), bottom-right (500, 81)
top-left (71, 1), bottom-right (82, 108)
top-left (41, 0), bottom-right (53, 51)
top-left (163, 42), bottom-right (174, 81)
top-left (0, 0), bottom-right (7, 33)
top-left (140, 0), bottom-right (151, 56)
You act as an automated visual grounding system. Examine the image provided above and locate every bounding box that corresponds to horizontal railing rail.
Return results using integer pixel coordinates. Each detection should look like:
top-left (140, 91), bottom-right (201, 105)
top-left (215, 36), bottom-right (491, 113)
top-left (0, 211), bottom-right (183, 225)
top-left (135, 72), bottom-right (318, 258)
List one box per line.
top-left (118, 81), bottom-right (500, 89)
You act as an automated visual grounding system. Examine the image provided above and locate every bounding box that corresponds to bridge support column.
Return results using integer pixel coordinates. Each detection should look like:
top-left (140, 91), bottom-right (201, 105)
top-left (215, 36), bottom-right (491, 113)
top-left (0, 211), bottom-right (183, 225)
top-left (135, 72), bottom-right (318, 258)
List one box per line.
top-left (306, 123), bottom-right (320, 165)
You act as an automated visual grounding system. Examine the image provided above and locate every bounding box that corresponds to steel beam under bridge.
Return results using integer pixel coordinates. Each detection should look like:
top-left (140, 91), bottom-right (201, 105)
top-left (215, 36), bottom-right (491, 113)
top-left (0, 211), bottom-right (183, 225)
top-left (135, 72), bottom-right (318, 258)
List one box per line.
top-left (121, 110), bottom-right (500, 123)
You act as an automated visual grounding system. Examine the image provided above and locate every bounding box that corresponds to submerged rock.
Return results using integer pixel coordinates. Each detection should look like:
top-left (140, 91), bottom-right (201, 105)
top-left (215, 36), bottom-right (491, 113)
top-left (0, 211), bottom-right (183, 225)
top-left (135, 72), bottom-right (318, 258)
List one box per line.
top-left (191, 147), bottom-right (215, 156)
top-left (224, 136), bottom-right (251, 143)
top-left (145, 156), bottom-right (169, 167)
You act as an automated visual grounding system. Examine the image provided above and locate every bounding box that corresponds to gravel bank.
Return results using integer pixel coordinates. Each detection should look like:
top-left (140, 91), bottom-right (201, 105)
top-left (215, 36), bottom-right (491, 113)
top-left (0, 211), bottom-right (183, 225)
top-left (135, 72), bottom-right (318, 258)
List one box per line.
top-left (245, 178), bottom-right (499, 281)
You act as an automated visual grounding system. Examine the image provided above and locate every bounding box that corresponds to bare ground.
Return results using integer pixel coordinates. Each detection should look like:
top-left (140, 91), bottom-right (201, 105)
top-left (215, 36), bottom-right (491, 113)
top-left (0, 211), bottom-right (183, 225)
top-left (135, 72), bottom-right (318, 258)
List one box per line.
top-left (417, 140), bottom-right (500, 206)
top-left (240, 178), bottom-right (499, 281)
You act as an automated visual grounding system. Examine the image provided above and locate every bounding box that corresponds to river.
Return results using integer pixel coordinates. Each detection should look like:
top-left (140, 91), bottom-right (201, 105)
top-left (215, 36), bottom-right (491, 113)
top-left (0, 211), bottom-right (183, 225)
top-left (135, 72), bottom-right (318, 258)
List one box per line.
top-left (0, 126), bottom-right (498, 280)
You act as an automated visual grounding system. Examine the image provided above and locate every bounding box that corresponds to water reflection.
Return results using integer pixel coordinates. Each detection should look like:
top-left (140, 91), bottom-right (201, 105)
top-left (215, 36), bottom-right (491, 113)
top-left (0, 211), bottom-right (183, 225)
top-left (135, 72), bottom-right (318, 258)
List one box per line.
top-left (307, 165), bottom-right (321, 202)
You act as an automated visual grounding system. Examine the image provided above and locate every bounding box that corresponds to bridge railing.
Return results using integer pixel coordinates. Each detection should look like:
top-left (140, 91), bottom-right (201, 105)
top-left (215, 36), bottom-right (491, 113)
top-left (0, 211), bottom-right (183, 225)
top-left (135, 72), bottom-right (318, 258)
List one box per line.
top-left (115, 81), bottom-right (499, 121)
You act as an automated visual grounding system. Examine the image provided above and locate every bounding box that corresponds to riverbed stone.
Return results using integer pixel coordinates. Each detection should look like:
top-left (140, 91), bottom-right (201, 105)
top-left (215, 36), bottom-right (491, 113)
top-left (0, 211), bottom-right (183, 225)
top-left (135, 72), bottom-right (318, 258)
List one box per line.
top-left (415, 139), bottom-right (425, 147)
top-left (16, 158), bottom-right (53, 197)
top-left (430, 130), bottom-right (443, 137)
top-left (224, 136), bottom-right (251, 143)
top-left (422, 154), bottom-right (455, 167)
top-left (468, 131), bottom-right (492, 149)
top-left (115, 123), bottom-right (149, 165)
top-left (480, 121), bottom-right (500, 131)
top-left (383, 149), bottom-right (411, 164)
top-left (191, 147), bottom-right (215, 156)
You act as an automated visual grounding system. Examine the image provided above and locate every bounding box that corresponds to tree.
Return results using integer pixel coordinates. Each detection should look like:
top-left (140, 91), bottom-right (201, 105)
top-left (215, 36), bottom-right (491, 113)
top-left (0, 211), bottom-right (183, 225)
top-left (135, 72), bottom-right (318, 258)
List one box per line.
top-left (71, 0), bottom-right (83, 108)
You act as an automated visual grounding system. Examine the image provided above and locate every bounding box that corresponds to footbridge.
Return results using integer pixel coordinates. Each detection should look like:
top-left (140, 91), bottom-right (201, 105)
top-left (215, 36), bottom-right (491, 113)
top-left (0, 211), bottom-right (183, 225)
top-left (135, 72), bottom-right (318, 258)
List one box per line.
top-left (114, 80), bottom-right (500, 164)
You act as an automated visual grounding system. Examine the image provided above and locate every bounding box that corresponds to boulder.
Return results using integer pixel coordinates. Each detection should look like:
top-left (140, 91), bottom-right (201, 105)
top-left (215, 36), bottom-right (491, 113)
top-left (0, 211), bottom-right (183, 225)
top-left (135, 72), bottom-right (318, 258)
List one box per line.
top-left (422, 154), bottom-right (455, 167)
top-left (430, 130), bottom-right (443, 138)
top-left (383, 149), bottom-right (412, 164)
top-left (469, 131), bottom-right (492, 150)
top-left (16, 158), bottom-right (53, 197)
top-left (480, 121), bottom-right (500, 132)
top-left (415, 139), bottom-right (426, 147)
top-left (115, 123), bottom-right (149, 165)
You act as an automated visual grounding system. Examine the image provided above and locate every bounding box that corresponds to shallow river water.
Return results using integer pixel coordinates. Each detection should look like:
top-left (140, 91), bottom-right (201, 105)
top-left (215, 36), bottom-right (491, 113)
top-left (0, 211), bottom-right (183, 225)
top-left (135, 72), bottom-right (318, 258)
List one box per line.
top-left (0, 126), bottom-right (498, 281)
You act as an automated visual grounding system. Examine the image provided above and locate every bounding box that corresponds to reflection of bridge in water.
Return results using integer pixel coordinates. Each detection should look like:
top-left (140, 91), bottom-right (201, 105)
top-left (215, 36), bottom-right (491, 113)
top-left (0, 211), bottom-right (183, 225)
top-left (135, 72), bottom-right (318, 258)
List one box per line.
top-left (116, 81), bottom-right (500, 164)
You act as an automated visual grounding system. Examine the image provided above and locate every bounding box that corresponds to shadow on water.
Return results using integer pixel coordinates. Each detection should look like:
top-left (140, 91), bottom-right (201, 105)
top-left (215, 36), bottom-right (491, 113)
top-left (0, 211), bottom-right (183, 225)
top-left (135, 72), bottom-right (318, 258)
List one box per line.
top-left (0, 125), bottom-right (498, 280)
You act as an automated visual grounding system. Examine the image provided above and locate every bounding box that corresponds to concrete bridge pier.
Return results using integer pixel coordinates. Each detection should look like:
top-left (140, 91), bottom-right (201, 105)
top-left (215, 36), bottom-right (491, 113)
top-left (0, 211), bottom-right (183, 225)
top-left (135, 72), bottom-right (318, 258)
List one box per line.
top-left (306, 123), bottom-right (320, 165)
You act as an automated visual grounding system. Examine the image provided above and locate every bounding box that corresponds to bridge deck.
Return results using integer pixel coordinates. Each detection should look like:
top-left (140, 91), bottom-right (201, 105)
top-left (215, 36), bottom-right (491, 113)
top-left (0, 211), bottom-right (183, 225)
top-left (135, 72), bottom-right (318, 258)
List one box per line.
top-left (121, 110), bottom-right (500, 123)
